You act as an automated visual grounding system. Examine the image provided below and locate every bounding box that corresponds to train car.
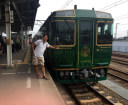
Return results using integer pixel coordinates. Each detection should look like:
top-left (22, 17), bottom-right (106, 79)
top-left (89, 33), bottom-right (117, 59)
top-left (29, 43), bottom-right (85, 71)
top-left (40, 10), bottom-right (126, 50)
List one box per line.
top-left (38, 7), bottom-right (113, 84)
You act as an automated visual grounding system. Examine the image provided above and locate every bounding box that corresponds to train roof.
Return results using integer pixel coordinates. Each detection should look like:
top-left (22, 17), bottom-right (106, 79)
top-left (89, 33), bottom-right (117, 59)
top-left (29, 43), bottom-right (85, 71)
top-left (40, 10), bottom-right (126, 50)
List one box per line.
top-left (52, 9), bottom-right (113, 19)
top-left (38, 9), bottom-right (113, 33)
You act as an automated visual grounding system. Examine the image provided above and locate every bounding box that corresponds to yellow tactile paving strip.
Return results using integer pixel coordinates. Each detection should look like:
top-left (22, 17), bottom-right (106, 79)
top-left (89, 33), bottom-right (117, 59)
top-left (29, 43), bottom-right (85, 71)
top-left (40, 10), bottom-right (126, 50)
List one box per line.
top-left (0, 46), bottom-right (30, 66)
top-left (19, 46), bottom-right (30, 64)
top-left (0, 64), bottom-right (7, 66)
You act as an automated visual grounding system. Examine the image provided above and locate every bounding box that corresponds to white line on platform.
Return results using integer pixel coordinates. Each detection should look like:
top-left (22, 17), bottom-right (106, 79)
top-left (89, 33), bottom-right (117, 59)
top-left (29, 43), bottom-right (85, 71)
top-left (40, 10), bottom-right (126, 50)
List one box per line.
top-left (17, 72), bottom-right (26, 74)
top-left (28, 67), bottom-right (31, 74)
top-left (2, 73), bottom-right (16, 75)
top-left (26, 77), bottom-right (31, 88)
top-left (28, 62), bottom-right (31, 66)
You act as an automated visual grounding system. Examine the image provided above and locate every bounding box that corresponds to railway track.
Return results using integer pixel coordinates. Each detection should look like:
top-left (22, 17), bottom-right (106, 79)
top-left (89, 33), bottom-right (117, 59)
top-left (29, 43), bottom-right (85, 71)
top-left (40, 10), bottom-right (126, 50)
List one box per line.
top-left (111, 52), bottom-right (128, 65)
top-left (111, 57), bottom-right (128, 63)
top-left (111, 59), bottom-right (128, 65)
top-left (109, 66), bottom-right (128, 75)
top-left (108, 53), bottom-right (128, 90)
top-left (108, 71), bottom-right (128, 83)
top-left (56, 52), bottom-right (127, 105)
top-left (109, 64), bottom-right (128, 83)
top-left (64, 84), bottom-right (122, 105)
top-left (110, 52), bottom-right (128, 83)
top-left (112, 52), bottom-right (128, 58)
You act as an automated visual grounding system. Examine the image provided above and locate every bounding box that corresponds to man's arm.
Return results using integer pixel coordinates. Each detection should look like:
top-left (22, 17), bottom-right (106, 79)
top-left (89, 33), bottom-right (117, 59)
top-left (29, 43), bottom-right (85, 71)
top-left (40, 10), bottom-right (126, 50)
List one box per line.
top-left (49, 45), bottom-right (59, 49)
top-left (32, 43), bottom-right (36, 56)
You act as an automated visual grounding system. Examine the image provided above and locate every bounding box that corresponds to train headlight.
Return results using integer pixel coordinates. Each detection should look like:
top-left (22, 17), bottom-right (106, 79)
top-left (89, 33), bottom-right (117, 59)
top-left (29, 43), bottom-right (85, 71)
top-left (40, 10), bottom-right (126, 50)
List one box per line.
top-left (59, 71), bottom-right (64, 78)
top-left (65, 71), bottom-right (69, 76)
top-left (100, 69), bottom-right (105, 77)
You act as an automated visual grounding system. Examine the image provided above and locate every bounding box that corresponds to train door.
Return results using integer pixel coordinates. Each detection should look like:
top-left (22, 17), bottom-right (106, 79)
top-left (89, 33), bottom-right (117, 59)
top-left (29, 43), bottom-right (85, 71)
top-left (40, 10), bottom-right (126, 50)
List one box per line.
top-left (78, 20), bottom-right (93, 67)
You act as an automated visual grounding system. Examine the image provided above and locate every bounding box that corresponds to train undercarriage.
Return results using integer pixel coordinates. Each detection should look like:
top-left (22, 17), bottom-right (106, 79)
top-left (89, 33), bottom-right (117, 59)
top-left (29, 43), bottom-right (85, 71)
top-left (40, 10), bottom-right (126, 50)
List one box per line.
top-left (54, 68), bottom-right (108, 85)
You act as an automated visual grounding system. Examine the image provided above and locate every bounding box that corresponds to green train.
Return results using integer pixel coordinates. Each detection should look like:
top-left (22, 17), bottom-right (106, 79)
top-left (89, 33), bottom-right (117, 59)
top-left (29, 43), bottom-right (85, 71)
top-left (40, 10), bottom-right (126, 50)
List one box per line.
top-left (38, 8), bottom-right (113, 84)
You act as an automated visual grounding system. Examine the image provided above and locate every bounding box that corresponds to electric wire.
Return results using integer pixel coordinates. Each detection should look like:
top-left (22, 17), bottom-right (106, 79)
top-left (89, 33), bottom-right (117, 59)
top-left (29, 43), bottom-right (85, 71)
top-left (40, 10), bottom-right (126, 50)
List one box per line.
top-left (114, 13), bottom-right (128, 19)
top-left (99, 0), bottom-right (122, 10)
top-left (60, 0), bottom-right (73, 10)
top-left (60, 0), bottom-right (74, 10)
top-left (115, 16), bottom-right (128, 20)
top-left (119, 23), bottom-right (128, 25)
top-left (99, 0), bottom-right (128, 11)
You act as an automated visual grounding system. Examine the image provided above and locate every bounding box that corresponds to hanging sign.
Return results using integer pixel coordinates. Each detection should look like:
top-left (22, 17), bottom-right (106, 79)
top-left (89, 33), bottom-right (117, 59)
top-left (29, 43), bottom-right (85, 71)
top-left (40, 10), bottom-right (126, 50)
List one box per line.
top-left (10, 11), bottom-right (14, 23)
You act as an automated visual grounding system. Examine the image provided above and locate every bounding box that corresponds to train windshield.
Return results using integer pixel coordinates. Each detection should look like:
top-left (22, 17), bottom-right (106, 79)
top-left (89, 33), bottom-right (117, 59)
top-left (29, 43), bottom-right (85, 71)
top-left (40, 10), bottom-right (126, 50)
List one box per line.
top-left (53, 10), bottom-right (74, 16)
top-left (51, 21), bottom-right (75, 45)
top-left (97, 22), bottom-right (113, 44)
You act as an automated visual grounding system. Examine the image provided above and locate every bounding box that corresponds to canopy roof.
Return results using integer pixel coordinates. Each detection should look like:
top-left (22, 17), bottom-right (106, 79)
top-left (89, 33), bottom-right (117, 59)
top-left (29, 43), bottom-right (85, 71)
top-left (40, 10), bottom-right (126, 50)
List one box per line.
top-left (0, 0), bottom-right (39, 32)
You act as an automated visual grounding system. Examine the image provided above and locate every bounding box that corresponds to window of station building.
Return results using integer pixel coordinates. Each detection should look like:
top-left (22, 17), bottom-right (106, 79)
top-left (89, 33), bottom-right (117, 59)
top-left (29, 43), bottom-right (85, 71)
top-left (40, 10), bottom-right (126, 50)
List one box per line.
top-left (50, 21), bottom-right (75, 45)
top-left (80, 21), bottom-right (91, 45)
top-left (97, 22), bottom-right (113, 44)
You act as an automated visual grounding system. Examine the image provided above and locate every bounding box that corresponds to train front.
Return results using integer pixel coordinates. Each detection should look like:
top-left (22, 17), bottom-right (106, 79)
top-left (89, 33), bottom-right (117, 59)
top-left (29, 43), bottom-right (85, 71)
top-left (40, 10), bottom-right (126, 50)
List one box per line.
top-left (45, 9), bottom-right (113, 84)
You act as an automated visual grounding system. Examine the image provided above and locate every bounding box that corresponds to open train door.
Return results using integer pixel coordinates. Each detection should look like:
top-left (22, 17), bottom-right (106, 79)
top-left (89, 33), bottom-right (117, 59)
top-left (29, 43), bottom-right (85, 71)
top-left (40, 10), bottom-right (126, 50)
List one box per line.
top-left (78, 20), bottom-right (93, 67)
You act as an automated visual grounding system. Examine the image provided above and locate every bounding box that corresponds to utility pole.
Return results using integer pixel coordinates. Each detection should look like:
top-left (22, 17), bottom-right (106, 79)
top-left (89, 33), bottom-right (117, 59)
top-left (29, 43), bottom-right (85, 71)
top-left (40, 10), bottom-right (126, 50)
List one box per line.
top-left (21, 22), bottom-right (24, 50)
top-left (25, 30), bottom-right (27, 47)
top-left (115, 23), bottom-right (120, 40)
top-left (127, 30), bottom-right (128, 37)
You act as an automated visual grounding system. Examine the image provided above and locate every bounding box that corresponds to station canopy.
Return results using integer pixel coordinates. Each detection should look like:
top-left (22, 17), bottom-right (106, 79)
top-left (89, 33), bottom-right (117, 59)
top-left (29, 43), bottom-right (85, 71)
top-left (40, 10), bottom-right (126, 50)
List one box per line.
top-left (0, 0), bottom-right (40, 32)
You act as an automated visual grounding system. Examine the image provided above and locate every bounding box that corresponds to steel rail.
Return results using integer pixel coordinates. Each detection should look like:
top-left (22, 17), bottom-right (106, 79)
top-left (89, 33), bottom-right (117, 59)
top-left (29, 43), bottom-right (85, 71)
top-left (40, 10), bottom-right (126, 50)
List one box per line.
top-left (64, 85), bottom-right (82, 105)
top-left (109, 67), bottom-right (128, 75)
top-left (111, 58), bottom-right (128, 63)
top-left (108, 72), bottom-right (128, 82)
top-left (66, 84), bottom-right (117, 105)
top-left (84, 83), bottom-right (115, 105)
top-left (112, 53), bottom-right (128, 58)
top-left (111, 59), bottom-right (128, 65)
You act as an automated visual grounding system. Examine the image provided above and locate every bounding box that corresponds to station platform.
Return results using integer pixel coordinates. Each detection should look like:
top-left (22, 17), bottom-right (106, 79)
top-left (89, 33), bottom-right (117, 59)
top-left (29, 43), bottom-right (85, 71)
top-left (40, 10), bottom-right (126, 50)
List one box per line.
top-left (0, 46), bottom-right (66, 105)
top-left (99, 80), bottom-right (128, 101)
top-left (0, 47), bottom-right (29, 66)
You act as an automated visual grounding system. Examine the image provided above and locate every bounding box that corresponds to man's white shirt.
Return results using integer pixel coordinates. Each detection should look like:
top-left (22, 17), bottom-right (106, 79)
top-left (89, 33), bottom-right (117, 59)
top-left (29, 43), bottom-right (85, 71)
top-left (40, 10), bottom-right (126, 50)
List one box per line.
top-left (34, 39), bottom-right (50, 57)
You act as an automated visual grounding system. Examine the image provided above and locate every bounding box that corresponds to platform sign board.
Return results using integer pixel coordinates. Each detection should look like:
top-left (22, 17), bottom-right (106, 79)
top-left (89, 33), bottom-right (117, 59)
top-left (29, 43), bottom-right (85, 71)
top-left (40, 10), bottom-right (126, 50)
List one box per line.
top-left (10, 11), bottom-right (14, 23)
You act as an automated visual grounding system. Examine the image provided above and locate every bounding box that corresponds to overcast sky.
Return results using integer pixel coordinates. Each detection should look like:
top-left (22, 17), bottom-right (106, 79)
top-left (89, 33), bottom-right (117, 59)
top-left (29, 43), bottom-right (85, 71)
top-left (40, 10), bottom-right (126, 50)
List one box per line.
top-left (32, 0), bottom-right (128, 38)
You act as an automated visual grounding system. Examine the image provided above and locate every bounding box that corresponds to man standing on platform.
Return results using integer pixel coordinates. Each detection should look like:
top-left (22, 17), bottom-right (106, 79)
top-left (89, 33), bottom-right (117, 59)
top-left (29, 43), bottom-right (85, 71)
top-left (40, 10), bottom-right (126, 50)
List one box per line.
top-left (32, 34), bottom-right (59, 79)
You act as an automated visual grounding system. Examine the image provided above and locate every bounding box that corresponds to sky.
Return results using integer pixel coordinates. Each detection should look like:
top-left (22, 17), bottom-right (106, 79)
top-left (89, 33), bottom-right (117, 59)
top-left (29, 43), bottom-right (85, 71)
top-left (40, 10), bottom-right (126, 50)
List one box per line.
top-left (32, 0), bottom-right (128, 38)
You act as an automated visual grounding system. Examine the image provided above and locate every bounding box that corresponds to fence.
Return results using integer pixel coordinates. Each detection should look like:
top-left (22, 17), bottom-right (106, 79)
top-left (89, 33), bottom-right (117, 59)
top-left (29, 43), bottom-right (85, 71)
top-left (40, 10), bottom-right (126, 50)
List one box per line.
top-left (112, 41), bottom-right (128, 52)
top-left (112, 46), bottom-right (128, 52)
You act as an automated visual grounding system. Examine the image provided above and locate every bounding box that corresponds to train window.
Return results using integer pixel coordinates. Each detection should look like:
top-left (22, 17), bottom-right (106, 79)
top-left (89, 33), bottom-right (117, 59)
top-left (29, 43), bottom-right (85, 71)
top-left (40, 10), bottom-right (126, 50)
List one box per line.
top-left (51, 21), bottom-right (74, 45)
top-left (97, 22), bottom-right (113, 44)
top-left (53, 10), bottom-right (74, 16)
top-left (80, 21), bottom-right (91, 45)
top-left (96, 11), bottom-right (112, 18)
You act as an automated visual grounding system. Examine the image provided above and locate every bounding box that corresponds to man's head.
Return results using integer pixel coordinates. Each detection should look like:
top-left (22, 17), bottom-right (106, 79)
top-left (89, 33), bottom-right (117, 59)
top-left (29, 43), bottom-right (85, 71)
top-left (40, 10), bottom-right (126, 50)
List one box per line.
top-left (42, 34), bottom-right (48, 43)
